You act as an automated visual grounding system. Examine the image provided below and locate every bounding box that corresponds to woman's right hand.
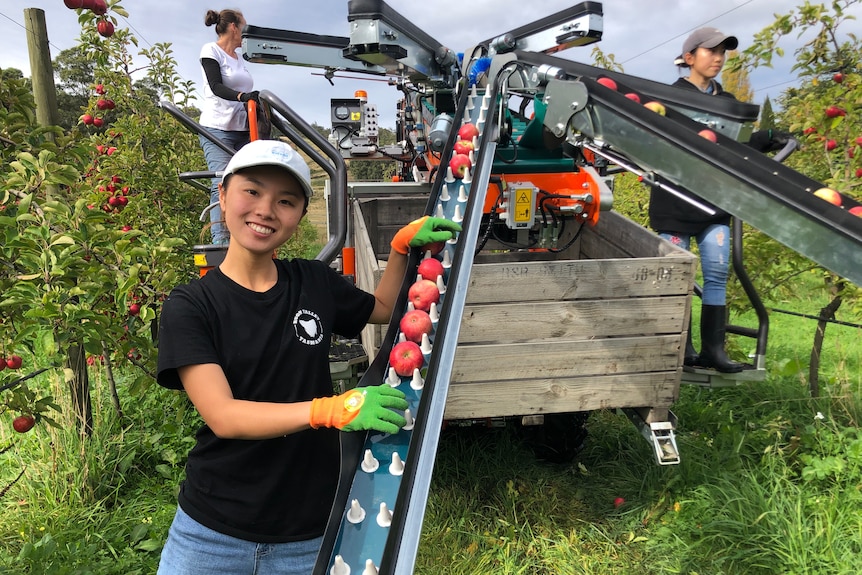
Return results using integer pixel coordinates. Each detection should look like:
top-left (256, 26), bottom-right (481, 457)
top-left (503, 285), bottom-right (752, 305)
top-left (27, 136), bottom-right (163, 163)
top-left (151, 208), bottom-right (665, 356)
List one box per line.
top-left (240, 90), bottom-right (260, 103)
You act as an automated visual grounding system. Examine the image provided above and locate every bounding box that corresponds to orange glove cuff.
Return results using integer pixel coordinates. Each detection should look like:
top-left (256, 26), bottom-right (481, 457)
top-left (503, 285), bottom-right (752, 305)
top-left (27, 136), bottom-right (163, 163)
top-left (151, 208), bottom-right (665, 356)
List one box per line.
top-left (309, 390), bottom-right (364, 429)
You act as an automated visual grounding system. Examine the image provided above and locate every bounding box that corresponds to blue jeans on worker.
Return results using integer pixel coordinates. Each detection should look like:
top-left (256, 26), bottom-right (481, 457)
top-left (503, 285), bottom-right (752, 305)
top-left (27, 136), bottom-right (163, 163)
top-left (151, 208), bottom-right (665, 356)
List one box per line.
top-left (199, 129), bottom-right (249, 244)
top-left (157, 504), bottom-right (322, 575)
top-left (659, 223), bottom-right (730, 306)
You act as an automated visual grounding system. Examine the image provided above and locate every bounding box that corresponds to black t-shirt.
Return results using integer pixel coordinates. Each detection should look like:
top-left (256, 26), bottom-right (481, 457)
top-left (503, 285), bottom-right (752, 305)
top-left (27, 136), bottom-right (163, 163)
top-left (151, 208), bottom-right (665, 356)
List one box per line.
top-left (156, 258), bottom-right (375, 543)
top-left (647, 77), bottom-right (735, 235)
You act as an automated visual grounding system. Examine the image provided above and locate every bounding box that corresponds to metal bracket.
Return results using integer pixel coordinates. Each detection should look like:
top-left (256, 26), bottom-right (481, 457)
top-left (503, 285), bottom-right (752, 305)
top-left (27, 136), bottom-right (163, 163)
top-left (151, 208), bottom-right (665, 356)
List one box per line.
top-left (542, 79), bottom-right (589, 139)
top-left (622, 408), bottom-right (680, 466)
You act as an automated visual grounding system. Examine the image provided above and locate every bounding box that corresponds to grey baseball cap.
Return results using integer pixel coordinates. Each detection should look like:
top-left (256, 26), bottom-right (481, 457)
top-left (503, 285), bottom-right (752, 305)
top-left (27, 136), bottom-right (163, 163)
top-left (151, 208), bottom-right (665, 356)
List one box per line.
top-left (682, 27), bottom-right (738, 56)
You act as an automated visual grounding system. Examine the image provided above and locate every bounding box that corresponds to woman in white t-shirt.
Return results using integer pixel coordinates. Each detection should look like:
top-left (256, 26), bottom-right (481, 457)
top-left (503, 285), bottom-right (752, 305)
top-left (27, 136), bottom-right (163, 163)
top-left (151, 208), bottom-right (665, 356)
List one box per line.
top-left (199, 8), bottom-right (256, 244)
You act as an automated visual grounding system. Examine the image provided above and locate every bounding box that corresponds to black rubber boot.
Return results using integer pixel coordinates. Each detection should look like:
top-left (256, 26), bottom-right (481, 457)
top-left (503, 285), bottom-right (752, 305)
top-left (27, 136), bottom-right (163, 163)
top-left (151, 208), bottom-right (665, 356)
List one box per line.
top-left (683, 318), bottom-right (698, 367)
top-left (697, 305), bottom-right (743, 373)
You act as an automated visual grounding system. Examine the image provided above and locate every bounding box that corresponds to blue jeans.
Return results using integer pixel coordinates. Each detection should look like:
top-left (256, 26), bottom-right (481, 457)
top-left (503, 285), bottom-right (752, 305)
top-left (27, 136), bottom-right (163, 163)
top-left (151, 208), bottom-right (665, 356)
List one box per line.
top-left (157, 505), bottom-right (322, 575)
top-left (199, 129), bottom-right (249, 244)
top-left (660, 223), bottom-right (730, 306)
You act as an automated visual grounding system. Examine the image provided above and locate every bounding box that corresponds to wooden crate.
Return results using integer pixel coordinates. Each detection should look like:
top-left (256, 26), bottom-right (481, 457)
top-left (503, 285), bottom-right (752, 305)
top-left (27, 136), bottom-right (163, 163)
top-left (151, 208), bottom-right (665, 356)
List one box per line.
top-left (352, 196), bottom-right (697, 423)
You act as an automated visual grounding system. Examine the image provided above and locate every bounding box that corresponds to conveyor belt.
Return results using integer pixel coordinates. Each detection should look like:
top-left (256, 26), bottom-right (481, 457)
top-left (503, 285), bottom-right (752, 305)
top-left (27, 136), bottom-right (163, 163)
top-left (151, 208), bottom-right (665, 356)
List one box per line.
top-left (514, 52), bottom-right (862, 285)
top-left (312, 81), bottom-right (499, 575)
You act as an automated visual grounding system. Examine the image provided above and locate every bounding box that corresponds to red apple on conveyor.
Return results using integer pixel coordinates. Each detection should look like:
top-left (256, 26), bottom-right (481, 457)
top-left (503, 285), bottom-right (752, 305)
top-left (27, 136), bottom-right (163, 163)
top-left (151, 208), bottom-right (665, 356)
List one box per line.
top-left (457, 122), bottom-right (479, 142)
top-left (400, 309), bottom-right (433, 344)
top-left (389, 341), bottom-right (424, 377)
top-left (596, 77), bottom-right (617, 91)
top-left (813, 187), bottom-right (842, 206)
top-left (453, 140), bottom-right (474, 156)
top-left (448, 153), bottom-right (471, 179)
top-left (643, 101), bottom-right (666, 116)
top-left (408, 279), bottom-right (440, 312)
top-left (698, 129), bottom-right (718, 142)
top-left (417, 257), bottom-right (444, 282)
top-left (424, 241), bottom-right (445, 257)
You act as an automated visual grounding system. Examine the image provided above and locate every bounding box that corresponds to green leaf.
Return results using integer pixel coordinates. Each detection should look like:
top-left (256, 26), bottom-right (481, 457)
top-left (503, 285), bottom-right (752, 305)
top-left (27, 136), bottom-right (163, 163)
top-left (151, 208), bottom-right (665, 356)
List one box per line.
top-left (136, 539), bottom-right (163, 552)
top-left (49, 234), bottom-right (76, 247)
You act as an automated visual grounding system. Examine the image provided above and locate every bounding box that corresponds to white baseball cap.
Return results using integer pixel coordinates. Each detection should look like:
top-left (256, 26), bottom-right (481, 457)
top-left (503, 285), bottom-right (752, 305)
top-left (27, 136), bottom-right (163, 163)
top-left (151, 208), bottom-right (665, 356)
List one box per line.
top-left (221, 139), bottom-right (314, 197)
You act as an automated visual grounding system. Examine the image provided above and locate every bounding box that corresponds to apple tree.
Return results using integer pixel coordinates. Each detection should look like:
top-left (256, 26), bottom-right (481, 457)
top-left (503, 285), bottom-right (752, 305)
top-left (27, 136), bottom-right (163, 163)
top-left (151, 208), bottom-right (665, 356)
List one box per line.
top-left (723, 0), bottom-right (862, 392)
top-left (726, 0), bottom-right (862, 314)
top-left (1, 2), bottom-right (205, 436)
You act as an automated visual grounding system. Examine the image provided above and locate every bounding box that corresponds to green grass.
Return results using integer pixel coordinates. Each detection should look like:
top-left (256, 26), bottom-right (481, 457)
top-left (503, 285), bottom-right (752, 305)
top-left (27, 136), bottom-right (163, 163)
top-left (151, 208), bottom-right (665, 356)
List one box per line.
top-left (0, 270), bottom-right (860, 573)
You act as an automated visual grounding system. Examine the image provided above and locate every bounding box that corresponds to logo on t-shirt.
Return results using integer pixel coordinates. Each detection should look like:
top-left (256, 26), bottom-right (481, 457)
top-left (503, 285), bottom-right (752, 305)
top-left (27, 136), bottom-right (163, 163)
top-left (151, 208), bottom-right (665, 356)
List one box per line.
top-left (293, 309), bottom-right (324, 346)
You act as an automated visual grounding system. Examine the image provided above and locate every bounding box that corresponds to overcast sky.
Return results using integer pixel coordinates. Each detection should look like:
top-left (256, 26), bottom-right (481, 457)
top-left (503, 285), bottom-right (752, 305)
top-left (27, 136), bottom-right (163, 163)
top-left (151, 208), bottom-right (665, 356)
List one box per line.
top-left (3, 0), bottom-right (861, 129)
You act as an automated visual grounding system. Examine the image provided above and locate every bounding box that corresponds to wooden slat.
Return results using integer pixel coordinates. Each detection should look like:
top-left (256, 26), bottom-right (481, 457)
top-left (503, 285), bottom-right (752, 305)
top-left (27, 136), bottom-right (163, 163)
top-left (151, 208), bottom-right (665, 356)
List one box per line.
top-left (464, 258), bottom-right (695, 304)
top-left (353, 201), bottom-right (385, 358)
top-left (458, 296), bottom-right (687, 344)
top-left (443, 371), bottom-right (680, 419)
top-left (582, 210), bottom-right (687, 259)
top-left (450, 335), bottom-right (681, 382)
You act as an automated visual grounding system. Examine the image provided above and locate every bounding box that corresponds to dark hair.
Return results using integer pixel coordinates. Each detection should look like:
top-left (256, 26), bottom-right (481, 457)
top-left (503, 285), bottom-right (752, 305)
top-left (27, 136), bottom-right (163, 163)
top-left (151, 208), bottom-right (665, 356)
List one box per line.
top-left (204, 9), bottom-right (244, 36)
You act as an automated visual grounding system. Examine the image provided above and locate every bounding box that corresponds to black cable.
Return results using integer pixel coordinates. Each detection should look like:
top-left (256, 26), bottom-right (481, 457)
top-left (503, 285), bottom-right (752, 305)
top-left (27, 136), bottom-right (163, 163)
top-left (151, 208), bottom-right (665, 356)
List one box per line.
top-left (475, 179), bottom-right (506, 255)
top-left (549, 219), bottom-right (585, 253)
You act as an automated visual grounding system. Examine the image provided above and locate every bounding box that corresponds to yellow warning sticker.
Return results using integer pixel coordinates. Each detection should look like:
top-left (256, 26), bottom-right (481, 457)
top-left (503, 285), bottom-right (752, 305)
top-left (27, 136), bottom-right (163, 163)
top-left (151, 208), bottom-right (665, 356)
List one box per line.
top-left (194, 254), bottom-right (207, 266)
top-left (514, 189), bottom-right (532, 223)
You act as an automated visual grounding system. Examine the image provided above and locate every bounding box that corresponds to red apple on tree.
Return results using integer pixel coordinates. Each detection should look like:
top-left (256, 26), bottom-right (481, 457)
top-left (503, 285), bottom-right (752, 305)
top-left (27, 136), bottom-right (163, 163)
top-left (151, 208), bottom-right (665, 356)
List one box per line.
top-left (97, 19), bottom-right (114, 38)
top-left (448, 153), bottom-right (471, 179)
top-left (97, 99), bottom-right (110, 110)
top-left (94, 83), bottom-right (106, 95)
top-left (81, 114), bottom-right (94, 125)
top-left (93, 117), bottom-right (104, 127)
top-left (400, 309), bottom-right (433, 344)
top-left (408, 279), bottom-right (440, 312)
top-left (803, 127), bottom-right (817, 135)
top-left (91, 0), bottom-right (108, 15)
top-left (389, 341), bottom-right (424, 377)
top-left (64, 0), bottom-right (85, 8)
top-left (457, 122), bottom-right (479, 142)
top-left (0, 358), bottom-right (6, 371)
top-left (833, 72), bottom-right (844, 83)
top-left (129, 303), bottom-right (141, 316)
top-left (417, 257), bottom-right (444, 282)
top-left (6, 355), bottom-right (22, 370)
top-left (825, 139), bottom-right (838, 151)
top-left (13, 415), bottom-right (36, 434)
top-left (856, 168), bottom-right (862, 178)
top-left (825, 106), bottom-right (846, 118)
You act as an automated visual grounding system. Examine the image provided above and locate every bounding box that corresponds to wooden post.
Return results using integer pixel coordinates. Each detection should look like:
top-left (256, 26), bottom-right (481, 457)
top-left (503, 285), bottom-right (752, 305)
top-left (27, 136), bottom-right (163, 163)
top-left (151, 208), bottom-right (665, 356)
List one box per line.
top-left (24, 8), bottom-right (60, 130)
top-left (25, 8), bottom-right (92, 434)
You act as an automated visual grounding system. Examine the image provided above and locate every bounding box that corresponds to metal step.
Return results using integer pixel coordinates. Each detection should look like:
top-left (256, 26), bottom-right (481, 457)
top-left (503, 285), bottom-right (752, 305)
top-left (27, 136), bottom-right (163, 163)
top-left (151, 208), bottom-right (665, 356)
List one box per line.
top-left (681, 365), bottom-right (767, 388)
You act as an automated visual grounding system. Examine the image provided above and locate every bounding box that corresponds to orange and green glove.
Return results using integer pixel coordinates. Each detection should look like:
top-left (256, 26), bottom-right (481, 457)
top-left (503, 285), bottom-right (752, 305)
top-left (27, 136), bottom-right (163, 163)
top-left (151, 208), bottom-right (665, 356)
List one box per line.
top-left (310, 384), bottom-right (408, 434)
top-left (390, 216), bottom-right (462, 255)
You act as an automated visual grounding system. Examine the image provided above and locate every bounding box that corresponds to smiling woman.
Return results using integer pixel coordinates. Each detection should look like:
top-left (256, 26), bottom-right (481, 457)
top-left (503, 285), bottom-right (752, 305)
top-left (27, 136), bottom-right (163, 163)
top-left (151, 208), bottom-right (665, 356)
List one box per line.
top-left (152, 139), bottom-right (459, 575)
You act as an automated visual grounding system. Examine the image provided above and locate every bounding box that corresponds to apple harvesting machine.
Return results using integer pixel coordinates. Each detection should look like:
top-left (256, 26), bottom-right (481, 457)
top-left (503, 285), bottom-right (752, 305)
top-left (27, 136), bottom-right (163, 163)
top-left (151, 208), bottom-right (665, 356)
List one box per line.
top-left (159, 1), bottom-right (862, 573)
